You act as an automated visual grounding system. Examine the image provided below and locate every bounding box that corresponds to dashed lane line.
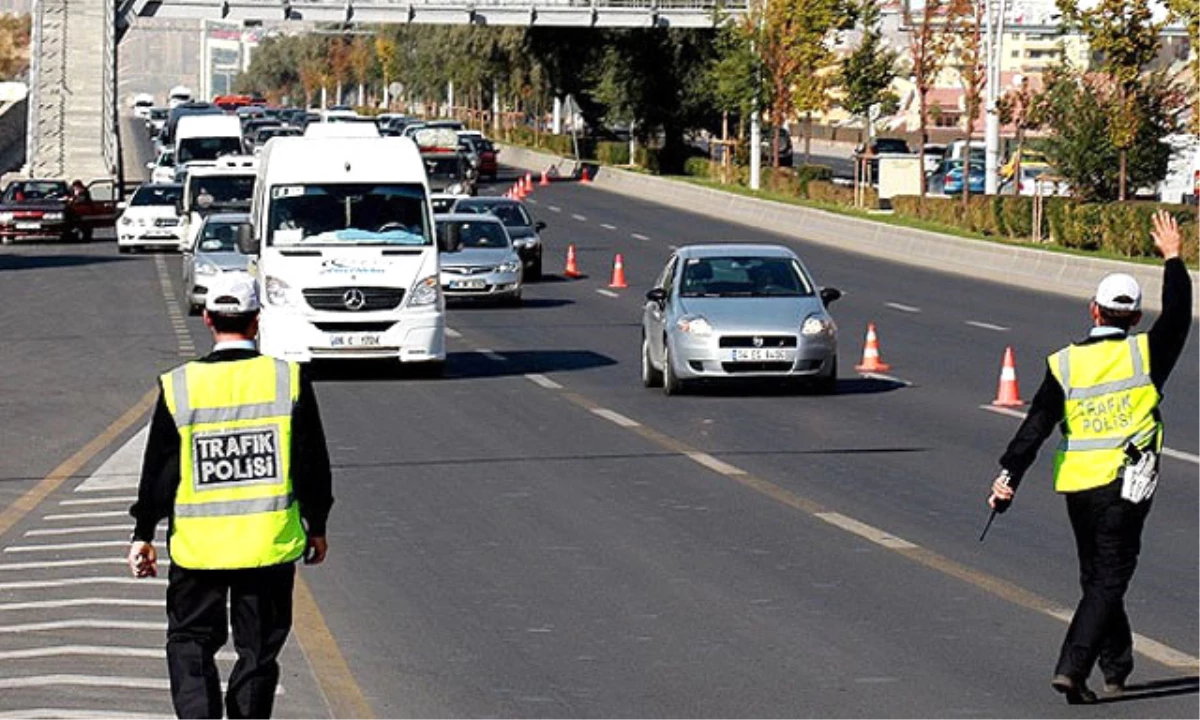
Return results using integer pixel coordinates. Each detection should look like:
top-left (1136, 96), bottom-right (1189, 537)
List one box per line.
top-left (525, 374), bottom-right (563, 390)
top-left (154, 254), bottom-right (195, 357)
top-left (590, 408), bottom-right (640, 428)
top-left (632, 233), bottom-right (650, 241)
top-left (685, 452), bottom-right (747, 477)
top-left (857, 371), bottom-right (914, 387)
top-left (596, 289), bottom-right (619, 298)
top-left (979, 405), bottom-right (1199, 465)
top-left (966, 320), bottom-right (1010, 332)
top-left (476, 348), bottom-right (506, 362)
top-left (600, 223), bottom-right (617, 230)
top-left (572, 214), bottom-right (588, 222)
top-left (445, 328), bottom-right (463, 339)
top-left (814, 513), bottom-right (917, 550)
top-left (885, 302), bottom-right (920, 313)
top-left (547, 205), bottom-right (562, 213)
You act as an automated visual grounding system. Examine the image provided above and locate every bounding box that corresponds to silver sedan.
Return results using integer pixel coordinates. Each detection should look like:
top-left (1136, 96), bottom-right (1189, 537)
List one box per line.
top-left (436, 213), bottom-right (523, 304)
top-left (641, 244), bottom-right (841, 395)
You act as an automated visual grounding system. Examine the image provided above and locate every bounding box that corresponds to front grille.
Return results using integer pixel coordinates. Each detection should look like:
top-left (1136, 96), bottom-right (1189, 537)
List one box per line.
top-left (718, 335), bottom-right (797, 348)
top-left (442, 265), bottom-right (495, 276)
top-left (721, 362), bottom-right (794, 374)
top-left (313, 322), bottom-right (397, 333)
top-left (303, 287), bottom-right (405, 312)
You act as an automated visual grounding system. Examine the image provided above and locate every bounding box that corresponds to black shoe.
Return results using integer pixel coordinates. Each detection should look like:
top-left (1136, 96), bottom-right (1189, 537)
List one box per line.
top-left (1052, 674), bottom-right (1098, 704)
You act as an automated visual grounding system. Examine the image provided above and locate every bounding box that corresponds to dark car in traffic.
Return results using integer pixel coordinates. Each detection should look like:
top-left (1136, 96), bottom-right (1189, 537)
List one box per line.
top-left (0, 179), bottom-right (118, 244)
top-left (452, 196), bottom-right (546, 280)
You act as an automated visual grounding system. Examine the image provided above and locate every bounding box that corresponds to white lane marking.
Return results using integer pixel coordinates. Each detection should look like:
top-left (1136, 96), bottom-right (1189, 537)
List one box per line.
top-left (885, 302), bottom-right (920, 313)
top-left (590, 408), bottom-right (641, 428)
top-left (0, 619), bottom-right (162, 634)
top-left (476, 348), bottom-right (506, 362)
top-left (814, 512), bottom-right (918, 549)
top-left (685, 452), bottom-right (746, 477)
top-left (0, 645), bottom-right (236, 661)
top-left (75, 427), bottom-right (146, 492)
top-left (966, 320), bottom-right (1010, 332)
top-left (43, 510), bottom-right (129, 521)
top-left (0, 558), bottom-right (168, 571)
top-left (0, 675), bottom-right (284, 694)
top-left (445, 327), bottom-right (463, 339)
top-left (0, 598), bottom-right (161, 612)
top-left (979, 405), bottom-right (1199, 465)
top-left (526, 198), bottom-right (538, 205)
top-left (600, 223), bottom-right (617, 230)
top-left (632, 233), bottom-right (650, 241)
top-left (857, 371), bottom-right (913, 387)
top-left (0, 577), bottom-right (166, 591)
top-left (547, 205), bottom-right (562, 213)
top-left (596, 289), bottom-right (619, 298)
top-left (668, 244), bottom-right (678, 250)
top-left (59, 496), bottom-right (137, 506)
top-left (1043, 608), bottom-right (1198, 669)
top-left (0, 709), bottom-right (172, 719)
top-left (25, 524), bottom-right (135, 537)
top-left (5, 540), bottom-right (130, 553)
top-left (572, 214), bottom-right (588, 222)
top-left (525, 374), bottom-right (563, 390)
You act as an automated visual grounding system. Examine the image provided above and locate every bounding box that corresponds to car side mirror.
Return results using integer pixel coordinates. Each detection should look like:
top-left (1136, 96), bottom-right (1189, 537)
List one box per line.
top-left (236, 224), bottom-right (259, 255)
top-left (535, 220), bottom-right (547, 232)
top-left (646, 287), bottom-right (668, 306)
top-left (819, 287), bottom-right (842, 306)
top-left (116, 201), bottom-right (127, 211)
top-left (145, 161), bottom-right (155, 170)
top-left (438, 224), bottom-right (461, 254)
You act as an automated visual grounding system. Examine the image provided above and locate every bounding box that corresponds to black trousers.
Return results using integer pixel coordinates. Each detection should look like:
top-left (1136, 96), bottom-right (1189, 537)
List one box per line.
top-left (1055, 480), bottom-right (1152, 684)
top-left (166, 562), bottom-right (296, 719)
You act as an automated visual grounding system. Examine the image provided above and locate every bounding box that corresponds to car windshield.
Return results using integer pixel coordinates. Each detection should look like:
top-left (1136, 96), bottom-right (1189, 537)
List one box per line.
top-left (439, 220), bottom-right (510, 249)
top-left (5, 181), bottom-right (69, 201)
top-left (197, 221), bottom-right (242, 253)
top-left (131, 185), bottom-right (182, 206)
top-left (177, 136), bottom-right (244, 164)
top-left (678, 256), bottom-right (813, 298)
top-left (189, 175), bottom-right (254, 212)
top-left (267, 183), bottom-right (431, 247)
top-left (454, 201), bottom-right (530, 228)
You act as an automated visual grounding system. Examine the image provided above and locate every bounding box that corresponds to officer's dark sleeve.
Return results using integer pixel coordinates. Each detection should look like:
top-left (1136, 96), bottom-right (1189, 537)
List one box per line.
top-left (998, 367), bottom-right (1065, 491)
top-left (130, 386), bottom-right (180, 543)
top-left (292, 369), bottom-right (333, 537)
top-left (1148, 258), bottom-right (1193, 389)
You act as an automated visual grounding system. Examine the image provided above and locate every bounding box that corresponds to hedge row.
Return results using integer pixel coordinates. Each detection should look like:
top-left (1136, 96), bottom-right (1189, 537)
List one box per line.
top-left (891, 196), bottom-right (1198, 263)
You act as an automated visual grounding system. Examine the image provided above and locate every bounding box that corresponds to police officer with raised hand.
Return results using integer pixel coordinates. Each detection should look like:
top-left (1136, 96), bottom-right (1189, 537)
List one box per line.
top-left (128, 272), bottom-right (333, 719)
top-left (987, 209), bottom-right (1192, 705)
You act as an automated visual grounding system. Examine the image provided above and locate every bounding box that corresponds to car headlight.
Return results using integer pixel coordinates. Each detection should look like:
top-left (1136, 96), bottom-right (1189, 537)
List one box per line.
top-left (264, 275), bottom-right (297, 307)
top-left (194, 261), bottom-right (219, 276)
top-left (0, 212), bottom-right (12, 223)
top-left (445, 183), bottom-right (465, 195)
top-left (42, 212), bottom-right (63, 221)
top-left (676, 315), bottom-right (713, 336)
top-left (496, 259), bottom-right (521, 274)
top-left (801, 315), bottom-right (835, 336)
top-left (408, 275), bottom-right (440, 307)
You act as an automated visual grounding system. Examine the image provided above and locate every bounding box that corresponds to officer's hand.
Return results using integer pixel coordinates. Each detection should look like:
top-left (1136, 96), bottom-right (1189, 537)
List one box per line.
top-left (1151, 210), bottom-right (1181, 260)
top-left (304, 536), bottom-right (327, 566)
top-left (988, 472), bottom-right (1014, 512)
top-left (128, 542), bottom-right (157, 578)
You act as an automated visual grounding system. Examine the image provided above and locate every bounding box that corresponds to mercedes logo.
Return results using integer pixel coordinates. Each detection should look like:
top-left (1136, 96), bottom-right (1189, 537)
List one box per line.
top-left (342, 288), bottom-right (367, 311)
top-left (752, 336), bottom-right (764, 348)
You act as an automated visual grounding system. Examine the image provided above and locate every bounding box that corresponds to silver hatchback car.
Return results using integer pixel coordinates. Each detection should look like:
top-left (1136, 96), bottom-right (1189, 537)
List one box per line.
top-left (436, 213), bottom-right (524, 304)
top-left (641, 244), bottom-right (841, 395)
top-left (181, 212), bottom-right (253, 314)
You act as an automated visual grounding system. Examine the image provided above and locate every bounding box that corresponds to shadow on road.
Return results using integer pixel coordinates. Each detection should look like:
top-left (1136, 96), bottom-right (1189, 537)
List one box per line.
top-left (678, 375), bottom-right (908, 397)
top-left (1094, 676), bottom-right (1198, 704)
top-left (447, 296), bottom-right (575, 311)
top-left (311, 349), bottom-right (617, 383)
top-left (0, 253), bottom-right (131, 271)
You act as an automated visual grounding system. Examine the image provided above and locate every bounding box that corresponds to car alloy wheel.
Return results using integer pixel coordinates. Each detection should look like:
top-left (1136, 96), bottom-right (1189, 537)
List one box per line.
top-left (662, 340), bottom-right (685, 396)
top-left (641, 333), bottom-right (662, 388)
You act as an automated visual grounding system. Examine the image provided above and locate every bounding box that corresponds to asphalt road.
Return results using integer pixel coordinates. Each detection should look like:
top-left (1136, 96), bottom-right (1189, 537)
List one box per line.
top-left (0, 122), bottom-right (1194, 718)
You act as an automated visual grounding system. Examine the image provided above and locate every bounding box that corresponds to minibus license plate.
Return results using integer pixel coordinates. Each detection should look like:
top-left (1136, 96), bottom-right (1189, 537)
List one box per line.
top-left (330, 333), bottom-right (381, 348)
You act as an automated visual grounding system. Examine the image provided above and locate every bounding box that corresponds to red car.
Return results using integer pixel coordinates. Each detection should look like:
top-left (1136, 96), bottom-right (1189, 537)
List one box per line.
top-left (0, 179), bottom-right (119, 244)
top-left (459, 133), bottom-right (498, 180)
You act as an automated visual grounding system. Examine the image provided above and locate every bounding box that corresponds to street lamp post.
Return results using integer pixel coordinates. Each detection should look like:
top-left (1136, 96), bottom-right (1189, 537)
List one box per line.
top-left (983, 0), bottom-right (1012, 195)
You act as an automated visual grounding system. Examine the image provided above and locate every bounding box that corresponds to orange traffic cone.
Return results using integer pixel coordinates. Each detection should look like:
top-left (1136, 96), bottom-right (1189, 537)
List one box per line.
top-left (524, 172), bottom-right (533, 193)
top-left (608, 254), bottom-right (628, 288)
top-left (513, 182), bottom-right (526, 199)
top-left (564, 244), bottom-right (582, 278)
top-left (580, 167), bottom-right (591, 184)
top-left (539, 170), bottom-right (550, 186)
top-left (855, 322), bottom-right (892, 373)
top-left (993, 346), bottom-right (1024, 407)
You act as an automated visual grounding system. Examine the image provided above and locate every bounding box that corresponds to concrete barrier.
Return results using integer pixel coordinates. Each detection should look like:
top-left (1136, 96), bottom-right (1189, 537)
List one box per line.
top-left (0, 98), bottom-right (28, 179)
top-left (499, 143), bottom-right (1198, 317)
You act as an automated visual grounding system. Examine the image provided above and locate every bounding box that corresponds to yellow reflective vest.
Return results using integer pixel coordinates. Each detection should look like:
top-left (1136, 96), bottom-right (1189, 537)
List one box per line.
top-left (1048, 334), bottom-right (1161, 493)
top-left (162, 355), bottom-right (307, 569)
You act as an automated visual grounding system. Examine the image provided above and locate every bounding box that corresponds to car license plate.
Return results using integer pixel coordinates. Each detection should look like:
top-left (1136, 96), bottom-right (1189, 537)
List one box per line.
top-left (329, 333), bottom-right (381, 348)
top-left (730, 348), bottom-right (790, 362)
top-left (449, 279), bottom-right (487, 290)
top-left (15, 222), bottom-right (41, 230)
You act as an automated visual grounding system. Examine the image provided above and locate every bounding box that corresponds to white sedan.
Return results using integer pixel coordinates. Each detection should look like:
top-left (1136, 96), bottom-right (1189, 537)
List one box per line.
top-left (116, 183), bottom-right (186, 253)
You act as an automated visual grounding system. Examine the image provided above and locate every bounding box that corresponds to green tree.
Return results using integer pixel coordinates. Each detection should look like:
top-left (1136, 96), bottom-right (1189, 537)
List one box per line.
top-left (375, 35), bottom-right (398, 108)
top-left (1166, 0), bottom-right (1198, 135)
top-left (838, 0), bottom-right (898, 144)
top-left (951, 0), bottom-right (985, 203)
top-left (906, 0), bottom-right (960, 195)
top-left (348, 35), bottom-right (375, 107)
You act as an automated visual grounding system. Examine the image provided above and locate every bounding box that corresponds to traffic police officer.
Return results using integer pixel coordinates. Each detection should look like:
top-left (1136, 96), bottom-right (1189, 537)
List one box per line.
top-left (988, 210), bottom-right (1192, 704)
top-left (129, 272), bottom-right (333, 719)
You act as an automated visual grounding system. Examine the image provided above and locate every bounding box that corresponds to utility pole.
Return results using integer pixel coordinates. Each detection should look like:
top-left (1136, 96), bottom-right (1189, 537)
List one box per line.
top-left (983, 0), bottom-right (1011, 195)
top-left (749, 0), bottom-right (765, 191)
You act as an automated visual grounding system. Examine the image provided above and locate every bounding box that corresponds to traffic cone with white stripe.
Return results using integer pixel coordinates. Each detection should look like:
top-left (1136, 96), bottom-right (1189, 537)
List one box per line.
top-left (992, 346), bottom-right (1024, 407)
top-left (564, 244), bottom-right (582, 278)
top-left (608, 254), bottom-right (628, 288)
top-left (540, 169), bottom-right (550, 186)
top-left (580, 167), bottom-right (591, 184)
top-left (855, 322), bottom-right (891, 373)
top-left (524, 172), bottom-right (534, 193)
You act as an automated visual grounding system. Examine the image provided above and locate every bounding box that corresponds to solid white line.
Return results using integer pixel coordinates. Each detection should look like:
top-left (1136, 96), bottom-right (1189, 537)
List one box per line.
top-left (0, 675), bottom-right (285, 694)
top-left (0, 558), bottom-right (168, 571)
top-left (445, 327), bottom-right (463, 339)
top-left (590, 408), bottom-right (641, 428)
top-left (600, 223), bottom-right (617, 230)
top-left (5, 540), bottom-right (130, 553)
top-left (525, 373), bottom-right (563, 390)
top-left (0, 598), bottom-right (161, 612)
top-left (572, 214), bottom-right (587, 222)
top-left (1162, 447), bottom-right (1200, 465)
top-left (978, 405), bottom-right (1199, 465)
top-left (0, 709), bottom-right (172, 719)
top-left (631, 233), bottom-right (650, 241)
top-left (814, 512), bottom-right (918, 549)
top-left (966, 320), bottom-right (1010, 332)
top-left (476, 348), bottom-right (506, 362)
top-left (59, 496), bottom-right (137, 506)
top-left (25, 524), bottom-right (135, 537)
top-left (43, 511), bottom-right (129, 521)
top-left (596, 289), bottom-right (619, 298)
top-left (547, 205), bottom-right (562, 213)
top-left (0, 619), bottom-right (163, 634)
top-left (885, 302), bottom-right (920, 313)
top-left (685, 452), bottom-right (746, 477)
top-left (0, 577), bottom-right (166, 591)
top-left (0, 645), bottom-right (236, 662)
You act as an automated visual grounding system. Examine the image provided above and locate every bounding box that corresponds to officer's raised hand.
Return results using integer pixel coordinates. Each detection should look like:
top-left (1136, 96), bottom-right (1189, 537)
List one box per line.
top-left (1150, 210), bottom-right (1181, 260)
